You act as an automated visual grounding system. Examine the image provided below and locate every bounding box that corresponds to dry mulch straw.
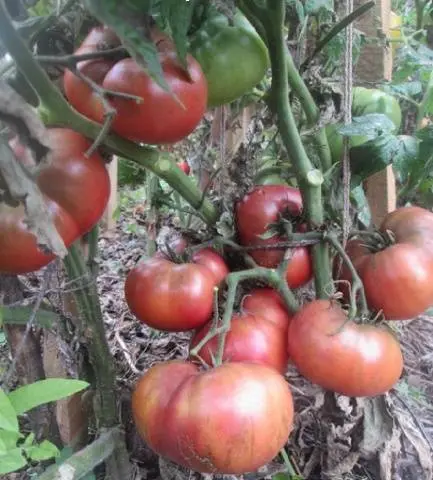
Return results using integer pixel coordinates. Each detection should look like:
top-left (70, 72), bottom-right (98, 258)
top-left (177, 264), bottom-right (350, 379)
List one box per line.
top-left (96, 203), bottom-right (433, 480)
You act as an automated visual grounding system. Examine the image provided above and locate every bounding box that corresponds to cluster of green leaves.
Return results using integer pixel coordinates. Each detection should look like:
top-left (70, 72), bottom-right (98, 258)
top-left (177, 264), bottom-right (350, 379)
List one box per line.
top-left (0, 378), bottom-right (89, 475)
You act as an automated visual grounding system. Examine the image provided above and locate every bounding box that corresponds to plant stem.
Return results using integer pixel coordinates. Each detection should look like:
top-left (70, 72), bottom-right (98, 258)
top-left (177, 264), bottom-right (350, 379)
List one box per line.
top-left (190, 266), bottom-right (299, 359)
top-left (257, 0), bottom-right (332, 298)
top-left (324, 233), bottom-right (368, 318)
top-left (38, 427), bottom-right (124, 480)
top-left (86, 224), bottom-right (100, 277)
top-left (415, 0), bottom-right (427, 30)
top-left (237, 0), bottom-right (333, 172)
top-left (0, 1), bottom-right (219, 226)
top-left (280, 447), bottom-right (302, 479)
top-left (417, 69), bottom-right (433, 128)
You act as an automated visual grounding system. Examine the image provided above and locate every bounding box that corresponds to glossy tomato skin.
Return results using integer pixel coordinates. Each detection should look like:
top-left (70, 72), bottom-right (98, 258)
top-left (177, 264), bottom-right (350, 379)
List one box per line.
top-left (190, 313), bottom-right (290, 373)
top-left (64, 28), bottom-right (208, 145)
top-left (191, 247), bottom-right (230, 286)
top-left (287, 300), bottom-right (403, 397)
top-left (341, 206), bottom-right (433, 320)
top-left (235, 185), bottom-right (312, 288)
top-left (132, 360), bottom-right (294, 474)
top-left (241, 287), bottom-right (292, 330)
top-left (101, 53), bottom-right (207, 144)
top-left (124, 257), bottom-right (215, 331)
top-left (0, 129), bottom-right (110, 274)
top-left (63, 26), bottom-right (120, 123)
top-left (189, 11), bottom-right (269, 107)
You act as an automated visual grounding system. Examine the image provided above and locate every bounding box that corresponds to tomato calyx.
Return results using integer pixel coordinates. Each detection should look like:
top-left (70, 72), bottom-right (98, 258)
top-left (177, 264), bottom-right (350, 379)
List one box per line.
top-left (351, 228), bottom-right (396, 253)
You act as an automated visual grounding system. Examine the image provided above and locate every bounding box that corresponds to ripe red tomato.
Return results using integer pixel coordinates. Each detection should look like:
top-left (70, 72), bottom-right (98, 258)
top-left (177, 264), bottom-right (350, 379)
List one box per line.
top-left (63, 27), bottom-right (208, 145)
top-left (287, 300), bottom-right (403, 397)
top-left (132, 360), bottom-right (294, 474)
top-left (157, 236), bottom-right (229, 286)
top-left (177, 160), bottom-right (190, 175)
top-left (124, 257), bottom-right (215, 331)
top-left (190, 312), bottom-right (289, 373)
top-left (241, 287), bottom-right (292, 329)
top-left (340, 206), bottom-right (433, 320)
top-left (0, 128), bottom-right (110, 274)
top-left (235, 185), bottom-right (312, 288)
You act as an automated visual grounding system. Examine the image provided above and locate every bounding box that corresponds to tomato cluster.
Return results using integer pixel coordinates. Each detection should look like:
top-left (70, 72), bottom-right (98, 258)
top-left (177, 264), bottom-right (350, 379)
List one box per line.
top-left (0, 129), bottom-right (110, 274)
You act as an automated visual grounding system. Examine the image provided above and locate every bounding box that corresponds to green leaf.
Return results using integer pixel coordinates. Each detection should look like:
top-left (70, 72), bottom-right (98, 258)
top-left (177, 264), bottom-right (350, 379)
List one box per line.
top-left (0, 429), bottom-right (22, 453)
top-left (0, 448), bottom-right (27, 475)
top-left (8, 379), bottom-right (89, 415)
top-left (0, 306), bottom-right (57, 328)
top-left (304, 0), bottom-right (333, 15)
top-left (391, 135), bottom-right (420, 183)
top-left (82, 0), bottom-right (171, 92)
top-left (25, 439), bottom-right (60, 462)
top-left (55, 446), bottom-right (97, 480)
top-left (338, 114), bottom-right (395, 137)
top-left (349, 134), bottom-right (409, 187)
top-left (0, 388), bottom-right (19, 432)
top-left (383, 81), bottom-right (423, 98)
top-left (351, 185), bottom-right (371, 228)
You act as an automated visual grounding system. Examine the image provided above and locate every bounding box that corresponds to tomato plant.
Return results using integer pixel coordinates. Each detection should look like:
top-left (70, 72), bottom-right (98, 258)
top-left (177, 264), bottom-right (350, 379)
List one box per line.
top-left (0, 128), bottom-right (110, 274)
top-left (241, 287), bottom-right (292, 330)
top-left (190, 312), bottom-right (289, 373)
top-left (287, 300), bottom-right (404, 397)
top-left (235, 185), bottom-right (312, 288)
top-left (132, 360), bottom-right (294, 474)
top-left (63, 27), bottom-right (208, 145)
top-left (340, 206), bottom-right (433, 320)
top-left (189, 11), bottom-right (269, 107)
top-left (124, 256), bottom-right (216, 331)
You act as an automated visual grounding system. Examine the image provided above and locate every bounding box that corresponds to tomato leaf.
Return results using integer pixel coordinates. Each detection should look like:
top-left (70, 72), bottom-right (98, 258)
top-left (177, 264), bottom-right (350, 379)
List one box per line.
top-left (0, 448), bottom-right (27, 475)
top-left (381, 80), bottom-right (423, 99)
top-left (0, 429), bottom-right (22, 453)
top-left (351, 185), bottom-right (371, 228)
top-left (24, 439), bottom-right (60, 462)
top-left (0, 306), bottom-right (57, 329)
top-left (349, 134), bottom-right (414, 187)
top-left (7, 379), bottom-right (89, 415)
top-left (391, 135), bottom-right (420, 183)
top-left (82, 0), bottom-right (170, 92)
top-left (0, 387), bottom-right (19, 432)
top-left (338, 113), bottom-right (395, 138)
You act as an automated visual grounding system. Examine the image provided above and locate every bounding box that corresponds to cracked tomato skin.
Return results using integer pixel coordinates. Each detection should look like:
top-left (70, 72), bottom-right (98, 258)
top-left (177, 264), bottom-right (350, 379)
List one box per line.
top-left (190, 312), bottom-right (290, 373)
top-left (287, 300), bottom-right (404, 397)
top-left (0, 128), bottom-right (110, 274)
top-left (63, 27), bottom-right (208, 145)
top-left (340, 206), bottom-right (433, 320)
top-left (132, 360), bottom-right (294, 474)
top-left (124, 257), bottom-right (215, 331)
top-left (235, 185), bottom-right (313, 288)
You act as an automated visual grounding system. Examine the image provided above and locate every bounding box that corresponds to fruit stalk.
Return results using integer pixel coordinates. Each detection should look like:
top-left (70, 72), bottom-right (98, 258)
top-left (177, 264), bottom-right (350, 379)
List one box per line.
top-left (0, 2), bottom-right (218, 225)
top-left (241, 0), bottom-right (332, 298)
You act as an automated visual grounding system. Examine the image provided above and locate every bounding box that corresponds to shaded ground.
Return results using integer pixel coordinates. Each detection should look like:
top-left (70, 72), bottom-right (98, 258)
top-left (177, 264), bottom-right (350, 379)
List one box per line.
top-left (96, 188), bottom-right (433, 480)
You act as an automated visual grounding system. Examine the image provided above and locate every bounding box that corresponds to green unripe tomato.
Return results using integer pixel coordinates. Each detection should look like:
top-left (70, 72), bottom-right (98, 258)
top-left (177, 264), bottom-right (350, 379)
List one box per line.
top-left (352, 87), bottom-right (402, 132)
top-left (325, 123), bottom-right (370, 163)
top-left (189, 12), bottom-right (269, 108)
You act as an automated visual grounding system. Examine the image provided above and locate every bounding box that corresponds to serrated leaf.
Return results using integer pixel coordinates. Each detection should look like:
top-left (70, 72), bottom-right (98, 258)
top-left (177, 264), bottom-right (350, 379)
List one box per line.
top-left (0, 388), bottom-right (19, 432)
top-left (338, 114), bottom-right (395, 137)
top-left (8, 379), bottom-right (89, 415)
top-left (304, 0), bottom-right (333, 15)
top-left (349, 134), bottom-right (407, 187)
top-left (82, 0), bottom-right (171, 93)
top-left (0, 306), bottom-right (57, 328)
top-left (0, 448), bottom-right (27, 475)
top-left (25, 440), bottom-right (60, 462)
top-left (382, 81), bottom-right (423, 98)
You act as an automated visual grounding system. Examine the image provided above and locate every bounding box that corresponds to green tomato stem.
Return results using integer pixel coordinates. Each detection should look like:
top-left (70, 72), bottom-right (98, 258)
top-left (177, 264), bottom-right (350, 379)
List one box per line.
top-left (280, 447), bottom-right (302, 479)
top-left (256, 0), bottom-right (332, 298)
top-left (0, 2), bottom-right (219, 226)
top-left (189, 265), bottom-right (300, 362)
top-left (86, 224), bottom-right (100, 277)
top-left (324, 232), bottom-right (369, 318)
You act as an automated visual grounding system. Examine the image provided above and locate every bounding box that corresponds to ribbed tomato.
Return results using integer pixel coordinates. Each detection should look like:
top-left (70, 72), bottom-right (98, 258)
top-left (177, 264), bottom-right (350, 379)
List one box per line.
top-left (0, 128), bottom-right (110, 274)
top-left (132, 360), bottom-right (294, 474)
top-left (241, 287), bottom-right (292, 329)
top-left (63, 27), bottom-right (208, 145)
top-left (287, 300), bottom-right (403, 397)
top-left (190, 312), bottom-right (289, 373)
top-left (341, 206), bottom-right (433, 320)
top-left (124, 257), bottom-right (215, 331)
top-left (235, 185), bottom-right (312, 288)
